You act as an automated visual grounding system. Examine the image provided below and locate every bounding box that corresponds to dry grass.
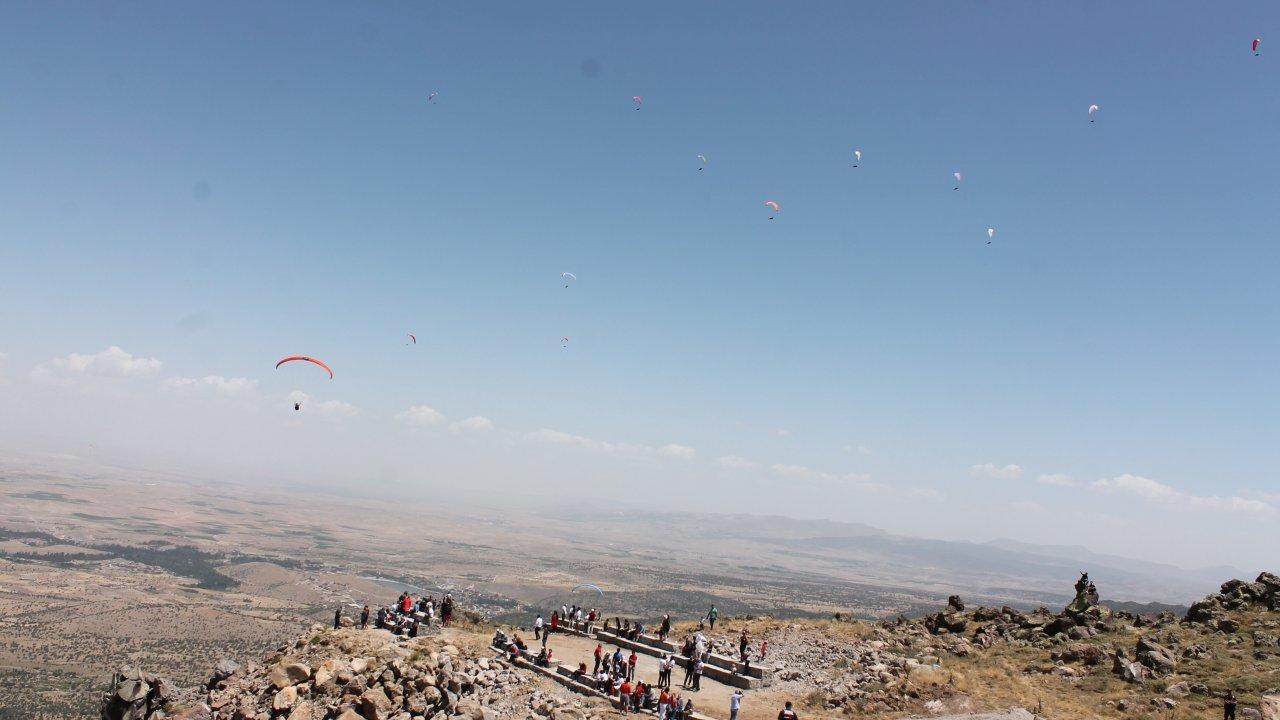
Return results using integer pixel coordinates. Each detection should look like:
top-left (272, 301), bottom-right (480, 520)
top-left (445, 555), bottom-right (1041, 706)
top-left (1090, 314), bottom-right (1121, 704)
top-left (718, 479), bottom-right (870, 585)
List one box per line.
top-left (928, 605), bottom-right (1280, 720)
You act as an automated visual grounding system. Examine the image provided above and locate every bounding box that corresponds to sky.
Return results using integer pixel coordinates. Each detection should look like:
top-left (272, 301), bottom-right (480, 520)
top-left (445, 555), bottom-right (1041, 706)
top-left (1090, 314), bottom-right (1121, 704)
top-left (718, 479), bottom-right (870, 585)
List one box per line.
top-left (1, 2), bottom-right (1277, 571)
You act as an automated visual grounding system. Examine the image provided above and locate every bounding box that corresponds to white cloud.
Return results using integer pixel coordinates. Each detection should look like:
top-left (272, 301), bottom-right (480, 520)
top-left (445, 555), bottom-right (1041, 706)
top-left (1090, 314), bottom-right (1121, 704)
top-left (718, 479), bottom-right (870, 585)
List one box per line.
top-left (1037, 473), bottom-right (1079, 487)
top-left (715, 455), bottom-right (756, 470)
top-left (1092, 474), bottom-right (1274, 515)
top-left (526, 428), bottom-right (645, 454)
top-left (657, 443), bottom-right (696, 460)
top-left (290, 391), bottom-right (359, 419)
top-left (970, 463), bottom-right (1024, 480)
top-left (450, 416), bottom-right (493, 433)
top-left (161, 375), bottom-right (258, 397)
top-left (842, 444), bottom-right (873, 456)
top-left (772, 428), bottom-right (791, 438)
top-left (32, 346), bottom-right (162, 386)
top-left (396, 404), bottom-right (445, 427)
top-left (908, 487), bottom-right (944, 501)
top-left (844, 473), bottom-right (888, 491)
top-left (770, 463), bottom-right (810, 477)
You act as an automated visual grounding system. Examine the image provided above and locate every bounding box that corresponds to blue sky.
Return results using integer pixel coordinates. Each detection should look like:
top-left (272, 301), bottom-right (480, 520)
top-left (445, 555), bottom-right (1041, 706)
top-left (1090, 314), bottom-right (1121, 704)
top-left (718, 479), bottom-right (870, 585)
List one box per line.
top-left (1, 2), bottom-right (1277, 569)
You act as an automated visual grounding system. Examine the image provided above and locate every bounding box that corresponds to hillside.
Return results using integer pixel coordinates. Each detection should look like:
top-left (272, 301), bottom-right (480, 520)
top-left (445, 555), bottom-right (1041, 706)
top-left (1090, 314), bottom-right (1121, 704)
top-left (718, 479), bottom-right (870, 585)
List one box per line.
top-left (98, 572), bottom-right (1280, 720)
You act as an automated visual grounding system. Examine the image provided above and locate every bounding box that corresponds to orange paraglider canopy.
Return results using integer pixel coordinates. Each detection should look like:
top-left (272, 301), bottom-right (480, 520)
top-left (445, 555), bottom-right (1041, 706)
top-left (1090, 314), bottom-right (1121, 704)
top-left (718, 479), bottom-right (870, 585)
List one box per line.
top-left (275, 356), bottom-right (333, 379)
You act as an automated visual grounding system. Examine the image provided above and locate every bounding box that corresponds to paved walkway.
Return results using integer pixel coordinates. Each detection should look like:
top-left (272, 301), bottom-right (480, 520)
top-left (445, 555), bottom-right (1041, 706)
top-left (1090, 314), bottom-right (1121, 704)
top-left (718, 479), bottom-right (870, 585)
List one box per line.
top-left (534, 630), bottom-right (788, 720)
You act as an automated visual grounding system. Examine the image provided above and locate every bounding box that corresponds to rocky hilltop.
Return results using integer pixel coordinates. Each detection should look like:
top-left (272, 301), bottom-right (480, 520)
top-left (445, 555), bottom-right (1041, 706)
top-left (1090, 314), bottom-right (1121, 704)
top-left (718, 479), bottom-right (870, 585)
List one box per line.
top-left (100, 573), bottom-right (1280, 720)
top-left (100, 624), bottom-right (617, 720)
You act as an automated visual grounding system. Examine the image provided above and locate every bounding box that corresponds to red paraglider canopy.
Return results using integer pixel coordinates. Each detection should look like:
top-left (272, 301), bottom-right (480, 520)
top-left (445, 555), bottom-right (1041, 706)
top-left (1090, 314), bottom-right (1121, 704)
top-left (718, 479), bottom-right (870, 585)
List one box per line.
top-left (275, 356), bottom-right (333, 379)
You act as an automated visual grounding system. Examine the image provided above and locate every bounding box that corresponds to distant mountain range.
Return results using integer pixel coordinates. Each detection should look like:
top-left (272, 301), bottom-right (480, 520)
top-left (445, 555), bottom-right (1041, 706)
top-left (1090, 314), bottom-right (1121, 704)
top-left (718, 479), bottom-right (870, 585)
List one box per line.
top-left (566, 508), bottom-right (1239, 606)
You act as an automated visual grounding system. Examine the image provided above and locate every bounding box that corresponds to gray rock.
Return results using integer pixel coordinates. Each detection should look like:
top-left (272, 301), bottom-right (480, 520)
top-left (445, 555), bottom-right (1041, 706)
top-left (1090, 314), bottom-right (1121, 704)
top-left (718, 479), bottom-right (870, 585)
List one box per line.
top-left (212, 660), bottom-right (242, 682)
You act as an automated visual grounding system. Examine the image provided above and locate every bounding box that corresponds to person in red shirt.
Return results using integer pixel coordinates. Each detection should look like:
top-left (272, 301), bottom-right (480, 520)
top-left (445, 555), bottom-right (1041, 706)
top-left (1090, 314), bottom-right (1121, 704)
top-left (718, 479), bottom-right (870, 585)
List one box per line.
top-left (619, 680), bottom-right (633, 714)
top-left (551, 611), bottom-right (559, 634)
top-left (593, 643), bottom-right (604, 674)
top-left (778, 700), bottom-right (799, 720)
top-left (627, 650), bottom-right (638, 681)
top-left (401, 595), bottom-right (413, 614)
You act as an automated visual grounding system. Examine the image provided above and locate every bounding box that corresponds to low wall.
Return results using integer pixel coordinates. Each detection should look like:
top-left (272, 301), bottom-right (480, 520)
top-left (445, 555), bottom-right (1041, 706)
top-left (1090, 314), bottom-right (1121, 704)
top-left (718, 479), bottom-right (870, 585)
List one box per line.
top-left (496, 641), bottom-right (715, 720)
top-left (595, 631), bottom-right (764, 690)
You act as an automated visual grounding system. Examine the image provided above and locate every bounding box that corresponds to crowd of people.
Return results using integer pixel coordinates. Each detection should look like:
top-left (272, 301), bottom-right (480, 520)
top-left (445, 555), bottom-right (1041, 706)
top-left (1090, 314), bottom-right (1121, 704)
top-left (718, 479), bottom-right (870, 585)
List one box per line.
top-left (498, 604), bottom-right (788, 720)
top-left (334, 590), bottom-right (456, 637)
top-left (491, 604), bottom-right (825, 720)
top-left (538, 603), bottom-right (600, 638)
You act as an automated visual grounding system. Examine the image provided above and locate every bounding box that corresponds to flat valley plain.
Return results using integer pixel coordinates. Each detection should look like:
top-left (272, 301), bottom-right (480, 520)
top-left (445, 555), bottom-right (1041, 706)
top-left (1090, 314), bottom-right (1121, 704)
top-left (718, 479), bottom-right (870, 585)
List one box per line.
top-left (0, 456), bottom-right (1208, 718)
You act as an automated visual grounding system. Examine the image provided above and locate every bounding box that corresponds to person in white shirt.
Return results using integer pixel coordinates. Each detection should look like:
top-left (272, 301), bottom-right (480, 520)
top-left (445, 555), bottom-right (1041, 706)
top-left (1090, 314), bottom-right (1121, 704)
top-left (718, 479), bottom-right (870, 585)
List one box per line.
top-left (534, 614), bottom-right (545, 640)
top-left (730, 690), bottom-right (744, 720)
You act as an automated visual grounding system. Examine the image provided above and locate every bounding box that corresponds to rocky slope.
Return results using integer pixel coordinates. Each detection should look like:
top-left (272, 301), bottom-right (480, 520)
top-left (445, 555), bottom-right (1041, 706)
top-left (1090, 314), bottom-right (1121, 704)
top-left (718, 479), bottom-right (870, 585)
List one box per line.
top-left (100, 624), bottom-right (616, 720)
top-left (99, 573), bottom-right (1280, 720)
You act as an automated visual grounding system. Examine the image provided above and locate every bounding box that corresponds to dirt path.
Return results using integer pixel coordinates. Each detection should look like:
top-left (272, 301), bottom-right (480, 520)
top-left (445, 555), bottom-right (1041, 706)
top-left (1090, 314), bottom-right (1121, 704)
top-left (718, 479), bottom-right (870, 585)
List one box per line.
top-left (531, 630), bottom-right (793, 720)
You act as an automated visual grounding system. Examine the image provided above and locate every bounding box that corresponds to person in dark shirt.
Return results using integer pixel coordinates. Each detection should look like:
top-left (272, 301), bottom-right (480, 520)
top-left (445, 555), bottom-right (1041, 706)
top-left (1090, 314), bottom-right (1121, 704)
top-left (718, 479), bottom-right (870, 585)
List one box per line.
top-left (778, 700), bottom-right (799, 720)
top-left (333, 608), bottom-right (342, 630)
top-left (1224, 690), bottom-right (1238, 720)
top-left (360, 605), bottom-right (370, 629)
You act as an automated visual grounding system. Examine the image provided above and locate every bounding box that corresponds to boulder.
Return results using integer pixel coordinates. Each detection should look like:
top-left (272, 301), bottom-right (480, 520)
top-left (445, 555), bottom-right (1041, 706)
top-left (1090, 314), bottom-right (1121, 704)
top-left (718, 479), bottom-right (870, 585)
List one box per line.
top-left (167, 704), bottom-right (212, 720)
top-left (287, 702), bottom-right (320, 720)
top-left (273, 686), bottom-right (298, 711)
top-left (357, 687), bottom-right (394, 719)
top-left (1185, 600), bottom-right (1220, 624)
top-left (1218, 618), bottom-right (1242, 634)
top-left (268, 662), bottom-right (312, 689)
top-left (1262, 694), bottom-right (1280, 720)
top-left (1135, 637), bottom-right (1177, 674)
top-left (212, 659), bottom-right (242, 683)
top-left (1165, 682), bottom-right (1190, 697)
top-left (1061, 644), bottom-right (1105, 665)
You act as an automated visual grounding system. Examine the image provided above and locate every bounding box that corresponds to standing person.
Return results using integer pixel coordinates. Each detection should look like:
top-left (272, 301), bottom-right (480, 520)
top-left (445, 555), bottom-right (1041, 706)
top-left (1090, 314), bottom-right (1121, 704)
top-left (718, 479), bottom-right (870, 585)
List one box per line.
top-left (682, 655), bottom-right (694, 689)
top-left (587, 608), bottom-right (597, 634)
top-left (760, 640), bottom-right (769, 661)
top-left (360, 604), bottom-right (370, 629)
top-left (778, 701), bottom-right (799, 720)
top-left (593, 643), bottom-right (604, 674)
top-left (619, 678), bottom-right (633, 714)
top-left (692, 657), bottom-right (703, 691)
top-left (551, 611), bottom-right (559, 635)
top-left (541, 625), bottom-right (550, 649)
top-left (740, 629), bottom-right (751, 660)
top-left (534, 614), bottom-right (544, 640)
top-left (628, 650), bottom-right (638, 681)
top-left (730, 690), bottom-right (744, 720)
top-left (707, 605), bottom-right (718, 631)
top-left (333, 607), bottom-right (342, 630)
top-left (660, 613), bottom-right (671, 641)
top-left (1224, 690), bottom-right (1238, 720)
